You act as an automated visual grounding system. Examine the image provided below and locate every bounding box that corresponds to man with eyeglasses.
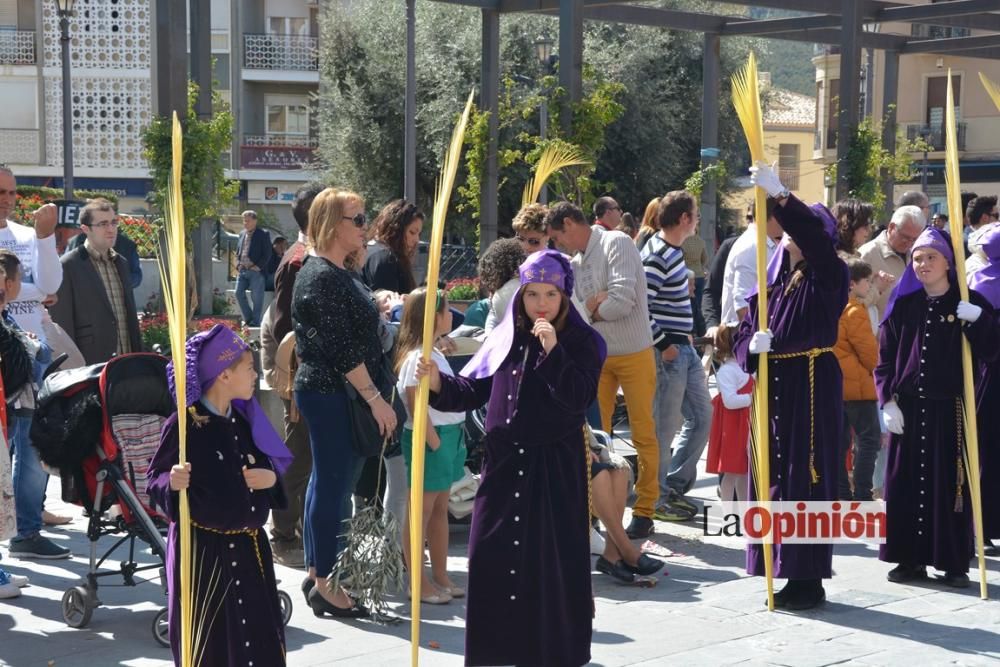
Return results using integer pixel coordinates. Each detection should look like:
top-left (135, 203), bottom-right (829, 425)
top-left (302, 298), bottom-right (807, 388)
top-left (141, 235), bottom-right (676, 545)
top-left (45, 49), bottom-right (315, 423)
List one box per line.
top-left (50, 198), bottom-right (141, 365)
top-left (235, 209), bottom-right (272, 327)
top-left (858, 204), bottom-right (927, 320)
top-left (593, 196), bottom-right (623, 232)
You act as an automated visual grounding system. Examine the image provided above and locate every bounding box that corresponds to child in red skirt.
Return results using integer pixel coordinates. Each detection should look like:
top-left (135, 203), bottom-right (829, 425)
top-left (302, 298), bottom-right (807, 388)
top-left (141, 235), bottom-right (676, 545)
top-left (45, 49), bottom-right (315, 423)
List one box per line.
top-left (707, 323), bottom-right (751, 501)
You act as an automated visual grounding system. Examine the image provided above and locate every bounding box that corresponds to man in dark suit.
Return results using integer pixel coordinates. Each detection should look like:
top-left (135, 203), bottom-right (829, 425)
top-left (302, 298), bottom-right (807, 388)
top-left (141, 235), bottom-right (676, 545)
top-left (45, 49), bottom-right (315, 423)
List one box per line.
top-left (235, 210), bottom-right (271, 326)
top-left (49, 198), bottom-right (142, 365)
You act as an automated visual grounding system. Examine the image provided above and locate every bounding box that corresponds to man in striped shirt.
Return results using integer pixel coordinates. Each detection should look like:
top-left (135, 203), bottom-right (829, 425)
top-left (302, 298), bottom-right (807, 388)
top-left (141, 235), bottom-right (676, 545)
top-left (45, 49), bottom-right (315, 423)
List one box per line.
top-left (641, 191), bottom-right (712, 521)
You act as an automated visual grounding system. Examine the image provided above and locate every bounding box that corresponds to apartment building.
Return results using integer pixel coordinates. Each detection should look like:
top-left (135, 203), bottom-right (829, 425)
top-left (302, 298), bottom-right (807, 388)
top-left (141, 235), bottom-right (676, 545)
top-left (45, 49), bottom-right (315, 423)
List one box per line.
top-left (812, 3), bottom-right (1000, 214)
top-left (0, 0), bottom-right (319, 232)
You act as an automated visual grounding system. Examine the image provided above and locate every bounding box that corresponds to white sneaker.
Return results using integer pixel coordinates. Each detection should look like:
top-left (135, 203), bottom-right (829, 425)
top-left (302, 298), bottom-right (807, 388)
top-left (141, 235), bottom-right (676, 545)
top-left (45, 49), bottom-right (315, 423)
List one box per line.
top-left (590, 527), bottom-right (606, 556)
top-left (7, 574), bottom-right (28, 588)
top-left (0, 582), bottom-right (21, 599)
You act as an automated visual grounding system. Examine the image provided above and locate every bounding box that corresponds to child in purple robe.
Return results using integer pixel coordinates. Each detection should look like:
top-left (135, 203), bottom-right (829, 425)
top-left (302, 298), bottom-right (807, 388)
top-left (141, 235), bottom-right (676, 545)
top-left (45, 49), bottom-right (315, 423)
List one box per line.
top-left (416, 250), bottom-right (607, 667)
top-left (876, 227), bottom-right (999, 587)
top-left (148, 324), bottom-right (293, 667)
top-left (734, 163), bottom-right (848, 610)
top-left (968, 223), bottom-right (1000, 554)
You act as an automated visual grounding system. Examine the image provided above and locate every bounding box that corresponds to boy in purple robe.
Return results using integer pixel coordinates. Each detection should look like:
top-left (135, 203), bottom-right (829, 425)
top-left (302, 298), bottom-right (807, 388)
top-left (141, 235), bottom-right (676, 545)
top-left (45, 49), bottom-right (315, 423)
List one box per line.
top-left (968, 223), bottom-right (1000, 554)
top-left (876, 227), bottom-right (999, 587)
top-left (416, 250), bottom-right (607, 667)
top-left (148, 324), bottom-right (293, 666)
top-left (733, 163), bottom-right (848, 610)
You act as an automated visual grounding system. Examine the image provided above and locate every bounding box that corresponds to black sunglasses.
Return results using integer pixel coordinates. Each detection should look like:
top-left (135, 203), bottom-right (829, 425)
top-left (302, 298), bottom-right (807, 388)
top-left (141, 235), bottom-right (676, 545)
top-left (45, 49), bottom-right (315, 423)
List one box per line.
top-left (343, 213), bottom-right (367, 228)
top-left (516, 234), bottom-right (543, 247)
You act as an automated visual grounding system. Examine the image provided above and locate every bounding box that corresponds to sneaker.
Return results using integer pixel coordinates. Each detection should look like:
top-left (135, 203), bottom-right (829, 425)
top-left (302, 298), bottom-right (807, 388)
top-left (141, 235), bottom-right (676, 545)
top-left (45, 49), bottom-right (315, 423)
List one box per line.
top-left (625, 516), bottom-right (654, 539)
top-left (886, 563), bottom-right (927, 583)
top-left (0, 582), bottom-right (20, 599)
top-left (9, 534), bottom-right (71, 560)
top-left (664, 490), bottom-right (699, 515)
top-left (653, 503), bottom-right (696, 522)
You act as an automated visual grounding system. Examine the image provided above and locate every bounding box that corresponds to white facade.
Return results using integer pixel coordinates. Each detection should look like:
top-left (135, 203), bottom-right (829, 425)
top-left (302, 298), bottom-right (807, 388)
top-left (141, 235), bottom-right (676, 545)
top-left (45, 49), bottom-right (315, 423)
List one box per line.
top-left (0, 0), bottom-right (319, 228)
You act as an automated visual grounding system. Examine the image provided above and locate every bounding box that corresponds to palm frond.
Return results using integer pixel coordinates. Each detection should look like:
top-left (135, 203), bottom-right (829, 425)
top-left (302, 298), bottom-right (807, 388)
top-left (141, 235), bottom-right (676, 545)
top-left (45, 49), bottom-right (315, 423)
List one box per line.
top-left (521, 145), bottom-right (589, 207)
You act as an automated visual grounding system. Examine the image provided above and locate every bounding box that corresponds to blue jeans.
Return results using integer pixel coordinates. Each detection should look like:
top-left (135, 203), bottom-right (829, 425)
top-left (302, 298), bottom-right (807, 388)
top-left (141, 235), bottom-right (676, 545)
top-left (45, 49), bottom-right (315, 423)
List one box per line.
top-left (235, 269), bottom-right (265, 326)
top-left (10, 413), bottom-right (45, 539)
top-left (295, 389), bottom-right (363, 578)
top-left (653, 344), bottom-right (712, 501)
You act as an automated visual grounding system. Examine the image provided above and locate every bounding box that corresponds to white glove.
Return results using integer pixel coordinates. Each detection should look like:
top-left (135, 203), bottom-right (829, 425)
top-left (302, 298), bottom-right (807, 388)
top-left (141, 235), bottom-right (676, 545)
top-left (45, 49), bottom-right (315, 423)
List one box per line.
top-left (883, 401), bottom-right (904, 435)
top-left (748, 330), bottom-right (772, 355)
top-left (957, 300), bottom-right (982, 323)
top-left (749, 161), bottom-right (786, 198)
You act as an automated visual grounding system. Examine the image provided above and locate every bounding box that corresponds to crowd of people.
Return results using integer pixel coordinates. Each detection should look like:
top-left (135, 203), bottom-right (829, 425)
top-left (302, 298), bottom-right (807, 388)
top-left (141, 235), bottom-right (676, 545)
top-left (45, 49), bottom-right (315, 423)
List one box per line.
top-left (3, 156), bottom-right (1000, 666)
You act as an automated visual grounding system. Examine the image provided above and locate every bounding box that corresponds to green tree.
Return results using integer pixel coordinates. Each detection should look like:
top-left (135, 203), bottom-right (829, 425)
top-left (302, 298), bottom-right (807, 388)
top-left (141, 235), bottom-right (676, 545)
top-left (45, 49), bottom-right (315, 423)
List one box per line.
top-left (141, 81), bottom-right (240, 230)
top-left (826, 114), bottom-right (926, 212)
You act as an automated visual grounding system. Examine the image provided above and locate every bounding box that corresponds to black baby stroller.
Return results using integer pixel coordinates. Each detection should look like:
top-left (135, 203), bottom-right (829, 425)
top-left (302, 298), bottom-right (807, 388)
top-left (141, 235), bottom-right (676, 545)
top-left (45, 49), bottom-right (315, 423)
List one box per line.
top-left (31, 353), bottom-right (292, 646)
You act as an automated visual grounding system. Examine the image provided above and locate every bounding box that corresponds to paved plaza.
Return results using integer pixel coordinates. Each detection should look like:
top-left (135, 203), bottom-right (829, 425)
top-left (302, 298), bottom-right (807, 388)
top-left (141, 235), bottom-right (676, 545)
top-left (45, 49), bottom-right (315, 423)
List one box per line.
top-left (1, 469), bottom-right (999, 666)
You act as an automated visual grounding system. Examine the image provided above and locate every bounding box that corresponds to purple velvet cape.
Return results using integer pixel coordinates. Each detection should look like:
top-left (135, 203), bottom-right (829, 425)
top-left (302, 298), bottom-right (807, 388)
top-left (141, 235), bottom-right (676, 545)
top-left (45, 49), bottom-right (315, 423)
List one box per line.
top-left (734, 194), bottom-right (849, 579)
top-left (431, 296), bottom-right (606, 666)
top-left (147, 402), bottom-right (288, 666)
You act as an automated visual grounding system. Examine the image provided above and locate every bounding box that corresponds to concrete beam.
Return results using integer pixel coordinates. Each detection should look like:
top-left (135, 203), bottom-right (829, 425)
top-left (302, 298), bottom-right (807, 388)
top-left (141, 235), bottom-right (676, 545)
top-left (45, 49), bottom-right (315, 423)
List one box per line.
top-left (836, 0), bottom-right (861, 201)
top-left (559, 0), bottom-right (583, 134)
top-left (480, 8), bottom-right (500, 253)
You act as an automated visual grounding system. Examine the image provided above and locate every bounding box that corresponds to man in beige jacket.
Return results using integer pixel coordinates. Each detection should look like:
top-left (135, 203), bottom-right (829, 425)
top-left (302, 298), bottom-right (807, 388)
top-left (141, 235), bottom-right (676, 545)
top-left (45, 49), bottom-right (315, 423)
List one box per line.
top-left (858, 205), bottom-right (926, 320)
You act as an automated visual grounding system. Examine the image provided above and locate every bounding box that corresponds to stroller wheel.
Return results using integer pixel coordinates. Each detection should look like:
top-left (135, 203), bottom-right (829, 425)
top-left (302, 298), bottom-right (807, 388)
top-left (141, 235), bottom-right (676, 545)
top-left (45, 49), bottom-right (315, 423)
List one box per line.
top-left (62, 586), bottom-right (94, 628)
top-left (152, 608), bottom-right (170, 647)
top-left (278, 590), bottom-right (293, 626)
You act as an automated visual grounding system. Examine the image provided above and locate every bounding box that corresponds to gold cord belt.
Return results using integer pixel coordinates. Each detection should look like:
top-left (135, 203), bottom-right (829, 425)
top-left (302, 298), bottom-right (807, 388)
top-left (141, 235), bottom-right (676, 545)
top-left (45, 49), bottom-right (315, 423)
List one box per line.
top-left (192, 521), bottom-right (265, 578)
top-left (767, 346), bottom-right (834, 485)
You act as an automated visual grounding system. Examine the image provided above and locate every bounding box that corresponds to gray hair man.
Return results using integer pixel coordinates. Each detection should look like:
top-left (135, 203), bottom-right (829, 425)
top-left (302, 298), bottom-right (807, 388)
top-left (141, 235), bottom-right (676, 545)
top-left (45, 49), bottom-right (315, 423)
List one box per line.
top-left (858, 205), bottom-right (927, 319)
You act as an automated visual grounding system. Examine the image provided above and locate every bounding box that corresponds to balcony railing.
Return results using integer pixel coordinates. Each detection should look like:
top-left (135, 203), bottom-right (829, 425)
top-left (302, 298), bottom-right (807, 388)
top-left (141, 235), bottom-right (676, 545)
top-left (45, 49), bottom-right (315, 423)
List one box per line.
top-left (0, 129), bottom-right (40, 164)
top-left (778, 167), bottom-right (800, 191)
top-left (240, 134), bottom-right (317, 170)
top-left (244, 34), bottom-right (318, 71)
top-left (906, 123), bottom-right (967, 152)
top-left (0, 30), bottom-right (36, 65)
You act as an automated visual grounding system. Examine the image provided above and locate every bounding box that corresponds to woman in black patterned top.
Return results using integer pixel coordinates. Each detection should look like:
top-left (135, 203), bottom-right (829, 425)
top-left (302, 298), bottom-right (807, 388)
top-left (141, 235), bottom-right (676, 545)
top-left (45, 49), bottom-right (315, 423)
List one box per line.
top-left (292, 187), bottom-right (397, 619)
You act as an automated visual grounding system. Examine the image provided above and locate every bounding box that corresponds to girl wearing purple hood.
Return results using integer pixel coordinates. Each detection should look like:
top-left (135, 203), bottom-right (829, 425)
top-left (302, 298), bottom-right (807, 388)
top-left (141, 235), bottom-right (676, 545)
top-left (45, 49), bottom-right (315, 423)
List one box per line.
top-left (733, 163), bottom-right (849, 610)
top-left (876, 226), bottom-right (999, 588)
top-left (416, 249), bottom-right (606, 667)
top-left (148, 324), bottom-right (293, 667)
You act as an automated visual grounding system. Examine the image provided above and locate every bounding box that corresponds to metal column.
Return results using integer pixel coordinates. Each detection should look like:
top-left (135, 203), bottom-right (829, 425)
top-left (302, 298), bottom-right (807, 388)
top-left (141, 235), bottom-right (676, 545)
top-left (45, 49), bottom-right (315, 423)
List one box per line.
top-left (191, 0), bottom-right (214, 316)
top-left (558, 0), bottom-right (583, 134)
top-left (404, 0), bottom-right (417, 203)
top-left (881, 50), bottom-right (900, 218)
top-left (835, 0), bottom-right (862, 200)
top-left (479, 8), bottom-right (500, 253)
top-left (700, 32), bottom-right (720, 259)
top-left (153, 0), bottom-right (187, 119)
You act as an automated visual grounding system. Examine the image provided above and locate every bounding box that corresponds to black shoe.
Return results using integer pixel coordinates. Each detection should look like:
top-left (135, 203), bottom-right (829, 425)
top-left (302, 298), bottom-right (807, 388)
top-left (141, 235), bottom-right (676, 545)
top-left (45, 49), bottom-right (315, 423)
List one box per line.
top-left (625, 516), bottom-right (654, 539)
top-left (624, 553), bottom-right (663, 577)
top-left (302, 576), bottom-right (316, 604)
top-left (768, 579), bottom-right (798, 608)
top-left (307, 587), bottom-right (369, 619)
top-left (939, 571), bottom-right (970, 588)
top-left (784, 580), bottom-right (826, 611)
top-left (595, 556), bottom-right (636, 584)
top-left (887, 563), bottom-right (928, 583)
top-left (984, 540), bottom-right (1000, 557)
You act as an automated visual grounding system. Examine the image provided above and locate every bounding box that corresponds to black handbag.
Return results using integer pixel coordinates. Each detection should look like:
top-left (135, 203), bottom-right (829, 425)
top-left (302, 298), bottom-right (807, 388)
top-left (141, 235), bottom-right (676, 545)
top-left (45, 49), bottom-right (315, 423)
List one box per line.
top-left (341, 379), bottom-right (387, 458)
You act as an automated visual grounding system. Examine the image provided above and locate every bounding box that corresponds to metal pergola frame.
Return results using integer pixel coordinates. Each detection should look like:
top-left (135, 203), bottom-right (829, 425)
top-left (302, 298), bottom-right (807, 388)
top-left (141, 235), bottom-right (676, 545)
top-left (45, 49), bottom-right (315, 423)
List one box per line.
top-left (418, 0), bottom-right (1000, 250)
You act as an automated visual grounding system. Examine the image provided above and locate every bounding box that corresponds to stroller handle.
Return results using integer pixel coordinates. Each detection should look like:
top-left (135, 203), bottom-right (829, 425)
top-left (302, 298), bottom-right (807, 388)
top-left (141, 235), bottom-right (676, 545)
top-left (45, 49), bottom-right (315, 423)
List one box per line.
top-left (43, 353), bottom-right (70, 382)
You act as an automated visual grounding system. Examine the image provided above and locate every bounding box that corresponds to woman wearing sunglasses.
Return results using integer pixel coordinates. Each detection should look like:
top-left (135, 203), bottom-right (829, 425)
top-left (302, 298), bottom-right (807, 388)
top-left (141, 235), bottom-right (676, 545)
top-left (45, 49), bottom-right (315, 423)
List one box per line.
top-left (512, 202), bottom-right (552, 256)
top-left (292, 188), bottom-right (397, 619)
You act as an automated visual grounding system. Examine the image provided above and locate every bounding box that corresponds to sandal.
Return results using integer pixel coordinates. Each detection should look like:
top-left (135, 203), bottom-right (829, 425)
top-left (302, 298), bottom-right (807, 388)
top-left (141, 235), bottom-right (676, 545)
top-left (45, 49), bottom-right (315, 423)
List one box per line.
top-left (409, 589), bottom-right (452, 605)
top-left (440, 586), bottom-right (465, 599)
top-left (42, 511), bottom-right (72, 526)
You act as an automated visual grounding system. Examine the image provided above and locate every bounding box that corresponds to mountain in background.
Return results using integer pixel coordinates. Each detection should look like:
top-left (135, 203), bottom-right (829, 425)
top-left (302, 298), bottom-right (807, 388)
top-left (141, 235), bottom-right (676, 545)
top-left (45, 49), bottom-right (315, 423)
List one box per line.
top-left (748, 6), bottom-right (818, 96)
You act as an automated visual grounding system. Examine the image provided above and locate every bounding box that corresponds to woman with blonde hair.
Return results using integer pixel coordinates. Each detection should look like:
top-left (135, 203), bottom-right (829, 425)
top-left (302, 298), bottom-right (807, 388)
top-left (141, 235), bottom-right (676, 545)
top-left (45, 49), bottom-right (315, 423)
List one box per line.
top-left (634, 197), bottom-right (661, 251)
top-left (293, 188), bottom-right (397, 619)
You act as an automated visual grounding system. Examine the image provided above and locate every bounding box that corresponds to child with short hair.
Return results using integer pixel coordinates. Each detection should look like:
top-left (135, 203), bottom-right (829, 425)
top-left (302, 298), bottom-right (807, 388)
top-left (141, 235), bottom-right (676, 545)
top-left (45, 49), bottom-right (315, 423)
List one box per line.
top-left (394, 287), bottom-right (466, 605)
top-left (833, 259), bottom-right (882, 500)
top-left (706, 323), bottom-right (751, 502)
top-left (147, 324), bottom-right (293, 666)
